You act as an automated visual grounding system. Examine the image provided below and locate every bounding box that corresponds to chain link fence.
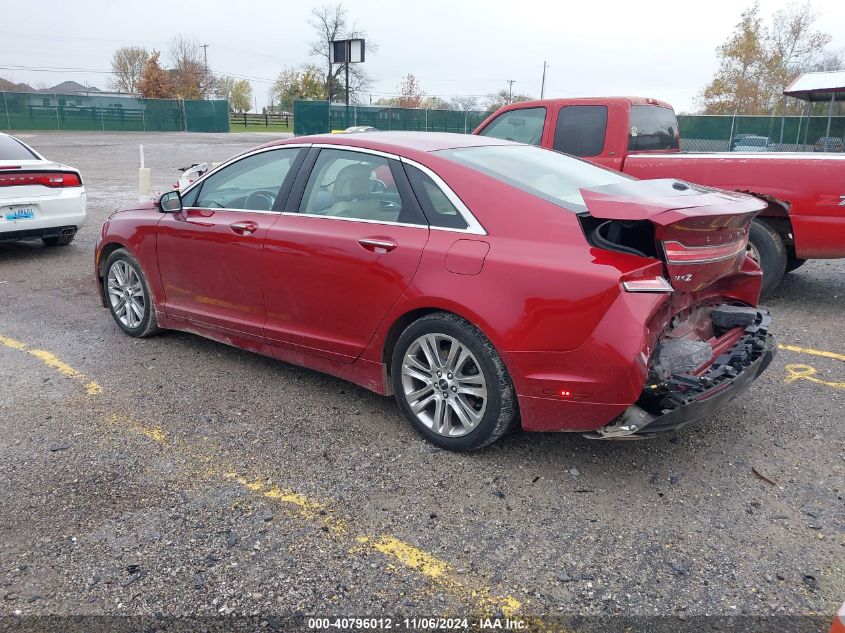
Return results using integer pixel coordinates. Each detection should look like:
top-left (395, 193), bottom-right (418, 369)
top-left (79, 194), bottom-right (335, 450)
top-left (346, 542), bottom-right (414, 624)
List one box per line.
top-left (677, 114), bottom-right (845, 152)
top-left (0, 91), bottom-right (230, 133)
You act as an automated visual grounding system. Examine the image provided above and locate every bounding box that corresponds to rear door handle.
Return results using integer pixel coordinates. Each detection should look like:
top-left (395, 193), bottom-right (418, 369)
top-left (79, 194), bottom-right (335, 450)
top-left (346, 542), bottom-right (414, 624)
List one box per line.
top-left (358, 238), bottom-right (397, 253)
top-left (230, 221), bottom-right (258, 235)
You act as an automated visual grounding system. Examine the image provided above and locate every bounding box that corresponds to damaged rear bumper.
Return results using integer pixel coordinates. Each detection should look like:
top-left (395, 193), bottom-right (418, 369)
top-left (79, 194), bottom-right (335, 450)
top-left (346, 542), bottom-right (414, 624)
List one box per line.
top-left (585, 310), bottom-right (776, 440)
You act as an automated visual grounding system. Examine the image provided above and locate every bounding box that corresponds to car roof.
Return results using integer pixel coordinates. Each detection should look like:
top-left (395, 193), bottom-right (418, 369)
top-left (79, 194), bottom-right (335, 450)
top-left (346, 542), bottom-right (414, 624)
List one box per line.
top-left (261, 131), bottom-right (516, 156)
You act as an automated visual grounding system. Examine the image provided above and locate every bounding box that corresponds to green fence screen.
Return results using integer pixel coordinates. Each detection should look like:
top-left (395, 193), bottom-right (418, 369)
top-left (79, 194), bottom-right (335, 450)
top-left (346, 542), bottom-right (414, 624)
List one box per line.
top-left (293, 100), bottom-right (844, 153)
top-left (0, 91), bottom-right (229, 132)
top-left (294, 101), bottom-right (488, 135)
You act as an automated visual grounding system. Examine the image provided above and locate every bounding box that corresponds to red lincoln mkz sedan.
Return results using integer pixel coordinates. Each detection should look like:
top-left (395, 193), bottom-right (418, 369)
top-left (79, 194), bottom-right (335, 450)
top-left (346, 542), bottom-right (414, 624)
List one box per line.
top-left (95, 132), bottom-right (775, 451)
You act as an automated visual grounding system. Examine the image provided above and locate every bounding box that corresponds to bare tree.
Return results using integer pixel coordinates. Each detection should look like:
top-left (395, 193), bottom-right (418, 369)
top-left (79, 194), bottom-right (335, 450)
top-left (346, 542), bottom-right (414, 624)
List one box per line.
top-left (168, 35), bottom-right (211, 99)
top-left (484, 89), bottom-right (532, 113)
top-left (308, 3), bottom-right (373, 104)
top-left (108, 46), bottom-right (149, 94)
top-left (449, 96), bottom-right (480, 112)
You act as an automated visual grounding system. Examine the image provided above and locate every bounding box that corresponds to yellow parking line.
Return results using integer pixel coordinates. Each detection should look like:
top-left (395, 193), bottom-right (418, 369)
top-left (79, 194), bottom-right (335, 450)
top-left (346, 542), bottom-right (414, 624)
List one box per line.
top-left (221, 468), bottom-right (521, 616)
top-left (778, 344), bottom-right (845, 362)
top-left (0, 332), bottom-right (525, 619)
top-left (0, 334), bottom-right (102, 395)
top-left (784, 364), bottom-right (845, 390)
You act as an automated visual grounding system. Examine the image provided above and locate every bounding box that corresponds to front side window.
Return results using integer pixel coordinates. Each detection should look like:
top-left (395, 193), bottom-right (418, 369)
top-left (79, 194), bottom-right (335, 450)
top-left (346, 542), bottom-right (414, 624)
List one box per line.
top-left (439, 145), bottom-right (630, 210)
top-left (553, 106), bottom-right (607, 157)
top-left (628, 105), bottom-right (679, 151)
top-left (193, 148), bottom-right (301, 211)
top-left (299, 149), bottom-right (422, 224)
top-left (476, 108), bottom-right (546, 145)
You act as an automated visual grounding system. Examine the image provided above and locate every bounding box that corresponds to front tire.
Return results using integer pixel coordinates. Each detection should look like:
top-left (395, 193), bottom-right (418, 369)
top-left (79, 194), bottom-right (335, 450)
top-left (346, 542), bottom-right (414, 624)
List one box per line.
top-left (391, 313), bottom-right (517, 451)
top-left (747, 220), bottom-right (787, 299)
top-left (103, 249), bottom-right (161, 337)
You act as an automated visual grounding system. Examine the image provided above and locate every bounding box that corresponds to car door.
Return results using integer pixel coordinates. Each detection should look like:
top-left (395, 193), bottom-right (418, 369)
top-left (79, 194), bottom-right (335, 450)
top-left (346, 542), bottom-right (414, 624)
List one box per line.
top-left (156, 147), bottom-right (304, 338)
top-left (262, 147), bottom-right (430, 361)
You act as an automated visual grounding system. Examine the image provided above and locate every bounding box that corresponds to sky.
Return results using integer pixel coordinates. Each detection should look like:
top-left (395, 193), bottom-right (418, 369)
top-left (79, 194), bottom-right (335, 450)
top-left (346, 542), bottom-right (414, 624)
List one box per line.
top-left (1, 0), bottom-right (844, 113)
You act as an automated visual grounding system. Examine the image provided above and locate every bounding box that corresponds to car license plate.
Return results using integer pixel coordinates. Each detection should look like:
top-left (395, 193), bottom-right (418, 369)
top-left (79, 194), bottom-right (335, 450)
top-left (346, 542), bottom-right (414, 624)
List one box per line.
top-left (4, 206), bottom-right (36, 221)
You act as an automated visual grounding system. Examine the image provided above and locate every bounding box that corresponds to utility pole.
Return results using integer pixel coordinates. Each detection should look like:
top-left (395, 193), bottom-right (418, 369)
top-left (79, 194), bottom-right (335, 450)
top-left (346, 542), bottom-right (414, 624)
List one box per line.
top-left (200, 43), bottom-right (209, 99)
top-left (540, 61), bottom-right (547, 99)
top-left (506, 80), bottom-right (516, 104)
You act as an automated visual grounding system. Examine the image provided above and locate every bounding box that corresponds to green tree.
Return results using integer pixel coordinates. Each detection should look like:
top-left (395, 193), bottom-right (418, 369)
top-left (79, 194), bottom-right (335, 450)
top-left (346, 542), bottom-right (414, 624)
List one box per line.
top-left (272, 65), bottom-right (325, 111)
top-left (108, 46), bottom-right (149, 94)
top-left (217, 76), bottom-right (252, 112)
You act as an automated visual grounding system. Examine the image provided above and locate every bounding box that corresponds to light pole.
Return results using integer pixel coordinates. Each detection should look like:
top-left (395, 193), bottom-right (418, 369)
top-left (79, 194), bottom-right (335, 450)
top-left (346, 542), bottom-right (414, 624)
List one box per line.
top-left (506, 80), bottom-right (516, 104)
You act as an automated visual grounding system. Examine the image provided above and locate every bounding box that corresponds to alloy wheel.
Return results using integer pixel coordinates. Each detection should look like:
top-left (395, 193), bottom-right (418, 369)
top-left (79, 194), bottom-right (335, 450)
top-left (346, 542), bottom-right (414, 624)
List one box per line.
top-left (107, 260), bottom-right (146, 329)
top-left (400, 333), bottom-right (488, 437)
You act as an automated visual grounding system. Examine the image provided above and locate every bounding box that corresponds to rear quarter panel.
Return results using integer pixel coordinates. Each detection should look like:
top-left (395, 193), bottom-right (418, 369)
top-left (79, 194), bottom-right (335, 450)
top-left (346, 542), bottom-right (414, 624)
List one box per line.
top-left (622, 153), bottom-right (845, 259)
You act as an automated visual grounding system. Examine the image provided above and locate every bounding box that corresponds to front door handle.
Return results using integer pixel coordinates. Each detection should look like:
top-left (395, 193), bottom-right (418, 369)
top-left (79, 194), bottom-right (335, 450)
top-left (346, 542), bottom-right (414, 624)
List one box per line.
top-left (358, 237), bottom-right (397, 253)
top-left (230, 221), bottom-right (258, 235)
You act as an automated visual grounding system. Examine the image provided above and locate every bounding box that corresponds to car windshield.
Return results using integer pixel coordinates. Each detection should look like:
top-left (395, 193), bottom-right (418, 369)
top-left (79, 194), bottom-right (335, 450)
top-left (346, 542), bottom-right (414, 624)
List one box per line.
top-left (740, 137), bottom-right (768, 147)
top-left (0, 134), bottom-right (38, 160)
top-left (437, 144), bottom-right (631, 210)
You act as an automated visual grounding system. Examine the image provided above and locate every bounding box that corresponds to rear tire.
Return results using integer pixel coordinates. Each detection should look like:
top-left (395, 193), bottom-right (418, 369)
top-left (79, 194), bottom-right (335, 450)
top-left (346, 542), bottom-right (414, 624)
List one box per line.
top-left (103, 248), bottom-right (161, 338)
top-left (42, 233), bottom-right (75, 247)
top-left (391, 312), bottom-right (517, 452)
top-left (748, 220), bottom-right (786, 299)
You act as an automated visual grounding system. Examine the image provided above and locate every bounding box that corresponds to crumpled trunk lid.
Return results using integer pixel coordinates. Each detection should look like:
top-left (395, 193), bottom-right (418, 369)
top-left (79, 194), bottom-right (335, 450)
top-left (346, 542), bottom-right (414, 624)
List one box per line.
top-left (580, 179), bottom-right (766, 293)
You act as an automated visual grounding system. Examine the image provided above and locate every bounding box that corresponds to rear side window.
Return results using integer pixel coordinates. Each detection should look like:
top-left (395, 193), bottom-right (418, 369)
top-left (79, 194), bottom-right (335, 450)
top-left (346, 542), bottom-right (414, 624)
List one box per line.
top-left (405, 164), bottom-right (468, 230)
top-left (628, 105), bottom-right (679, 151)
top-left (553, 106), bottom-right (607, 157)
top-left (477, 108), bottom-right (546, 145)
top-left (0, 135), bottom-right (38, 160)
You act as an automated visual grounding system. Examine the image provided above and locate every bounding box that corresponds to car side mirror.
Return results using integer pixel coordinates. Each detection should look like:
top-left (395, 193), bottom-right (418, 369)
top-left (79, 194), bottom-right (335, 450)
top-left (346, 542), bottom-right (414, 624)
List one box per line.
top-left (158, 190), bottom-right (183, 213)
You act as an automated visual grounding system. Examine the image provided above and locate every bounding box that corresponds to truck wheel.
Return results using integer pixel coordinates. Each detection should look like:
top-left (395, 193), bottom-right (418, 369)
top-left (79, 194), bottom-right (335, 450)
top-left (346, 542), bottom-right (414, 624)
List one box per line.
top-left (786, 253), bottom-right (807, 273)
top-left (747, 220), bottom-right (786, 298)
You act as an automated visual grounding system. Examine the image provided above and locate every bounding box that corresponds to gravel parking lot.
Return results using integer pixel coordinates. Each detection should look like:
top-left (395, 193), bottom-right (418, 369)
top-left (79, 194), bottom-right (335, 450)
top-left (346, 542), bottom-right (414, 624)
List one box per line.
top-left (0, 131), bottom-right (842, 631)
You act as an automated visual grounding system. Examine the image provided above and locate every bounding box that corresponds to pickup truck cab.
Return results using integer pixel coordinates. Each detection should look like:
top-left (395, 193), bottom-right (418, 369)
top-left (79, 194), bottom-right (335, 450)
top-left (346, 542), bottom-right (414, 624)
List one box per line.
top-left (474, 97), bottom-right (845, 296)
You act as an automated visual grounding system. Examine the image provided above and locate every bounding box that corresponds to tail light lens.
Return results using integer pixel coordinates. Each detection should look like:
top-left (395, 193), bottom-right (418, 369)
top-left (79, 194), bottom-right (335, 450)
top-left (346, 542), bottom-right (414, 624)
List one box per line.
top-left (662, 237), bottom-right (748, 264)
top-left (0, 171), bottom-right (82, 188)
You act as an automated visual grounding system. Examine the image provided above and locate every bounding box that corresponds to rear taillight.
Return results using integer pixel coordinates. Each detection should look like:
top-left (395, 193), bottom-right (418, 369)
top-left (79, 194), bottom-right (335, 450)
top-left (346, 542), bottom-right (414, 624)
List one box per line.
top-left (0, 171), bottom-right (82, 188)
top-left (662, 236), bottom-right (748, 264)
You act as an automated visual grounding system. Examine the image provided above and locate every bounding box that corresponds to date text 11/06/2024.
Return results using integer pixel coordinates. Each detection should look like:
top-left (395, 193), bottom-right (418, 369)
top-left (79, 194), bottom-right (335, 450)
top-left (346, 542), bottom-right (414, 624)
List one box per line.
top-left (307, 617), bottom-right (527, 630)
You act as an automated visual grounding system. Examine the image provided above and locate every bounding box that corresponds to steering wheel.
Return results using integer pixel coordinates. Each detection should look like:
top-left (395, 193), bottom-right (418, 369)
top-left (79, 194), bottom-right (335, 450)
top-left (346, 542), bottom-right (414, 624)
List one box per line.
top-left (245, 190), bottom-right (276, 211)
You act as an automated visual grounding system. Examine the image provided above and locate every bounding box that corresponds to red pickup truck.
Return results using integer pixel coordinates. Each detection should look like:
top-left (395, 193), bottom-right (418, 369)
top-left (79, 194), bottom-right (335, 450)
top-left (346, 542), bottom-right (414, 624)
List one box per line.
top-left (474, 97), bottom-right (845, 296)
